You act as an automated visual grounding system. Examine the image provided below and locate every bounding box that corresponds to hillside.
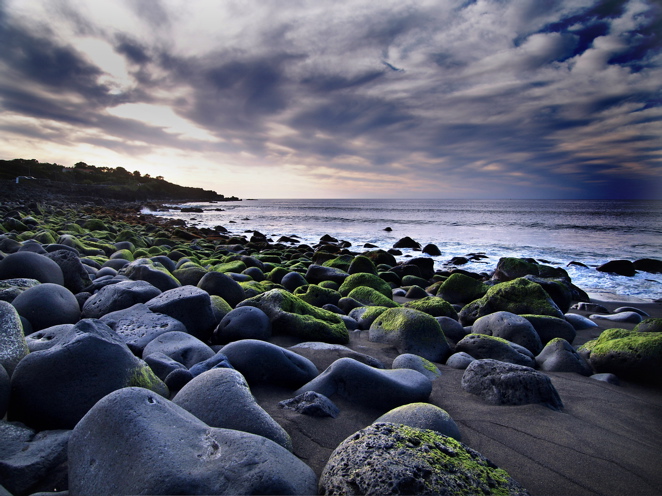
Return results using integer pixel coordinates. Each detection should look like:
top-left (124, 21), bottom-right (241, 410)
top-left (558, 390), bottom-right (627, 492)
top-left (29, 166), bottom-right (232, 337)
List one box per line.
top-left (0, 158), bottom-right (240, 202)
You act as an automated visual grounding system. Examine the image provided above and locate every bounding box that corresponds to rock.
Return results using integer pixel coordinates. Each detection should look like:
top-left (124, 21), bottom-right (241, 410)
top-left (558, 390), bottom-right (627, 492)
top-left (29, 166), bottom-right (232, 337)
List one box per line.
top-left (82, 279), bottom-right (161, 319)
top-left (222, 339), bottom-right (319, 388)
top-left (521, 314), bottom-right (578, 344)
top-left (435, 316), bottom-right (468, 344)
top-left (146, 285), bottom-right (217, 342)
top-left (172, 261), bottom-right (208, 286)
top-left (0, 366), bottom-right (8, 418)
top-left (459, 278), bottom-right (564, 326)
top-left (197, 271), bottom-right (246, 308)
top-left (374, 403), bottom-right (461, 441)
top-left (635, 318), bottom-right (662, 333)
top-left (422, 243), bottom-right (441, 256)
top-left (349, 306), bottom-right (389, 330)
top-left (348, 255), bottom-right (377, 275)
top-left (100, 303), bottom-right (188, 354)
top-left (405, 285), bottom-right (428, 299)
top-left (212, 306), bottom-right (271, 344)
top-left (614, 306), bottom-right (649, 317)
top-left (122, 258), bottom-right (181, 291)
top-left (536, 338), bottom-right (593, 375)
top-left (0, 301), bottom-right (29, 375)
top-left (295, 357), bottom-right (431, 411)
top-left (591, 373), bottom-right (620, 385)
top-left (590, 312), bottom-right (643, 324)
top-left (597, 260), bottom-right (636, 277)
top-left (9, 319), bottom-right (167, 430)
top-left (289, 341), bottom-right (385, 371)
top-left (319, 422), bottom-right (529, 496)
top-left (11, 283), bottom-right (80, 331)
top-left (403, 296), bottom-right (458, 320)
top-left (0, 278), bottom-right (41, 303)
top-left (393, 236), bottom-right (421, 249)
top-left (0, 421), bottom-right (70, 495)
top-left (392, 353), bottom-right (441, 381)
top-left (188, 352), bottom-right (233, 377)
top-left (455, 334), bottom-right (536, 367)
top-left (348, 286), bottom-right (399, 308)
top-left (471, 311), bottom-right (542, 354)
top-left (24, 324), bottom-right (74, 352)
top-left (564, 313), bottom-right (599, 330)
top-left (572, 302), bottom-right (609, 313)
top-left (142, 331), bottom-right (215, 368)
top-left (68, 387), bottom-right (317, 496)
top-left (578, 329), bottom-right (662, 383)
top-left (294, 284), bottom-right (341, 307)
top-left (279, 391), bottom-right (340, 418)
top-left (369, 307), bottom-right (450, 362)
top-left (462, 359), bottom-right (563, 410)
top-left (237, 288), bottom-right (349, 344)
top-left (435, 272), bottom-right (488, 304)
top-left (280, 271), bottom-right (308, 291)
top-left (44, 249), bottom-right (92, 293)
top-left (305, 264), bottom-right (349, 285)
top-left (521, 275), bottom-right (574, 313)
top-left (633, 258), bottom-right (662, 274)
top-left (143, 351), bottom-right (189, 381)
top-left (173, 368), bottom-right (292, 451)
top-left (445, 351), bottom-right (476, 369)
top-left (339, 272), bottom-right (393, 299)
top-left (492, 257), bottom-right (568, 282)
top-left (0, 251), bottom-right (64, 285)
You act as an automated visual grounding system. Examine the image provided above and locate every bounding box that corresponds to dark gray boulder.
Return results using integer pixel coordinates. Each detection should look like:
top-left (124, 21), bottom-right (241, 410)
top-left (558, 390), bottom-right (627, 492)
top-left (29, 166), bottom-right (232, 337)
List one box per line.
top-left (0, 421), bottom-right (70, 496)
top-left (633, 258), bottom-right (662, 273)
top-left (597, 260), bottom-right (636, 276)
top-left (289, 341), bottom-right (385, 371)
top-left (9, 319), bottom-right (167, 430)
top-left (0, 251), bottom-right (64, 285)
top-left (393, 236), bottom-right (421, 249)
top-left (305, 264), bottom-right (349, 285)
top-left (462, 359), bottom-right (563, 410)
top-left (0, 278), bottom-right (41, 303)
top-left (146, 285), bottom-right (217, 342)
top-left (11, 283), bottom-right (80, 332)
top-left (24, 324), bottom-right (75, 352)
top-left (221, 339), bottom-right (319, 388)
top-left (212, 306), bottom-right (271, 344)
top-left (82, 280), bottom-right (161, 319)
top-left (374, 402), bottom-right (461, 441)
top-left (472, 311), bottom-right (543, 354)
top-left (0, 301), bottom-right (29, 375)
top-left (143, 351), bottom-right (189, 381)
top-left (142, 331), bottom-right (215, 368)
top-left (281, 271), bottom-right (308, 291)
top-left (68, 387), bottom-right (317, 496)
top-left (435, 315), bottom-right (468, 344)
top-left (0, 366), bottom-right (8, 419)
top-left (564, 313), bottom-right (599, 331)
top-left (455, 333), bottom-right (536, 367)
top-left (279, 391), bottom-right (340, 418)
top-left (173, 368), bottom-right (292, 451)
top-left (121, 258), bottom-right (181, 291)
top-left (295, 357), bottom-right (431, 411)
top-left (391, 353), bottom-right (441, 381)
top-left (319, 422), bottom-right (529, 496)
top-left (590, 312), bottom-right (643, 324)
top-left (536, 338), bottom-right (593, 375)
top-left (197, 271), bottom-right (246, 308)
top-left (44, 249), bottom-right (92, 293)
top-left (100, 303), bottom-right (187, 354)
top-left (522, 314), bottom-right (578, 344)
top-left (445, 351), bottom-right (476, 369)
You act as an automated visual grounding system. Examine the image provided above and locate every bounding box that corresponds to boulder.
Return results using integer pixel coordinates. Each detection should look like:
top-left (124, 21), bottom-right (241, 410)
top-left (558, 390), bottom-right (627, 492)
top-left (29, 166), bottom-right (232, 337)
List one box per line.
top-left (237, 288), bottom-right (349, 344)
top-left (462, 359), bottom-right (563, 410)
top-left (521, 314), bottom-right (578, 344)
top-left (24, 324), bottom-right (75, 352)
top-left (11, 283), bottom-right (80, 331)
top-left (9, 319), bottom-right (167, 430)
top-left (347, 286), bottom-right (399, 308)
top-left (633, 258), bottom-right (662, 274)
top-left (173, 368), bottom-right (292, 451)
top-left (590, 312), bottom-right (643, 324)
top-left (319, 423), bottom-right (529, 496)
top-left (221, 339), bottom-right (318, 388)
top-left (294, 284), bottom-right (341, 307)
top-left (212, 306), bottom-right (272, 344)
top-left (281, 271), bottom-right (308, 291)
top-left (348, 255), bottom-right (377, 275)
top-left (197, 271), bottom-right (246, 308)
top-left (0, 251), bottom-right (64, 285)
top-left (422, 243), bottom-right (442, 256)
top-left (445, 351), bottom-right (476, 369)
top-left (435, 272), bottom-right (488, 304)
top-left (493, 257), bottom-right (568, 282)
top-left (289, 341), bottom-right (385, 371)
top-left (391, 353), bottom-right (441, 381)
top-left (472, 311), bottom-right (543, 354)
top-left (188, 352), bottom-right (233, 377)
top-left (459, 278), bottom-right (564, 326)
top-left (0, 366), bottom-right (8, 418)
top-left (635, 318), bottom-right (662, 333)
top-left (279, 391), bottom-right (340, 418)
top-left (393, 236), bottom-right (421, 249)
top-left (521, 275), bottom-right (575, 313)
top-left (406, 257), bottom-right (436, 280)
top-left (349, 306), bottom-right (389, 330)
top-left (305, 264), bottom-right (349, 285)
top-left (578, 329), bottom-right (662, 383)
top-left (536, 338), bottom-right (593, 375)
top-left (82, 280), bottom-right (162, 319)
top-left (122, 258), bottom-right (181, 291)
top-left (597, 260), bottom-right (636, 277)
top-left (0, 421), bottom-right (70, 495)
top-left (172, 261), bottom-right (208, 286)
top-left (339, 272), bottom-right (394, 299)
top-left (295, 357), bottom-right (431, 411)
top-left (374, 403), bottom-right (461, 441)
top-left (146, 285), bottom-right (217, 342)
top-left (44, 249), bottom-right (92, 293)
top-left (564, 313), bottom-right (599, 331)
top-left (0, 301), bottom-right (29, 375)
top-left (68, 387), bottom-right (317, 496)
top-left (403, 296), bottom-right (458, 320)
top-left (0, 278), bottom-right (41, 303)
top-left (455, 333), bottom-right (536, 367)
top-left (142, 331), bottom-right (215, 368)
top-left (100, 303), bottom-right (188, 354)
top-left (369, 307), bottom-right (450, 362)
top-left (435, 316), bottom-right (468, 345)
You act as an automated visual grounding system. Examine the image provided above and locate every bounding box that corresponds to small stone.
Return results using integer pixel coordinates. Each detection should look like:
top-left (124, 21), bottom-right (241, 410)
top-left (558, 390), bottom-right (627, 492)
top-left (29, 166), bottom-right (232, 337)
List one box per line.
top-left (279, 391), bottom-right (340, 418)
top-left (445, 351), bottom-right (476, 369)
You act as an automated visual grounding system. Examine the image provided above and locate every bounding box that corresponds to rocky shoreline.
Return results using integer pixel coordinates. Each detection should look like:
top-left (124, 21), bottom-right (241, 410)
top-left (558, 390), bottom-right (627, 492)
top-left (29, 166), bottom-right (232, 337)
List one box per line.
top-left (0, 197), bottom-right (661, 495)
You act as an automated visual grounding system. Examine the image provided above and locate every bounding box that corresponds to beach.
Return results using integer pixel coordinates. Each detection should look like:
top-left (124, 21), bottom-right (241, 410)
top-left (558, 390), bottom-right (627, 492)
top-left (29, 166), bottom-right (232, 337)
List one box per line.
top-left (0, 196), bottom-right (660, 495)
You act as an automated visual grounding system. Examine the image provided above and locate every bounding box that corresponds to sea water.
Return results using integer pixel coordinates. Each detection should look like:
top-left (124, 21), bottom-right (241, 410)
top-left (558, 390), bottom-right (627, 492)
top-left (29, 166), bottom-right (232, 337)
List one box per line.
top-left (147, 199), bottom-right (662, 300)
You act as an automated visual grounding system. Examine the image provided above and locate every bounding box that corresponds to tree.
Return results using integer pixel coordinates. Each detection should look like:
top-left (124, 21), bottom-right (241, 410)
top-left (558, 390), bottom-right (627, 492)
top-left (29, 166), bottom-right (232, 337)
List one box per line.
top-left (133, 170), bottom-right (141, 178)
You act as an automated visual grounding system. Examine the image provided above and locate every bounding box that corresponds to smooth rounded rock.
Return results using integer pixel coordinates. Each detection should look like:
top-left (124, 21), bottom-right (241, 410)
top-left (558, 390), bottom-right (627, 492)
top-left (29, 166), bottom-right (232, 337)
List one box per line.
top-left (0, 301), bottom-right (29, 375)
top-left (0, 251), bottom-right (64, 285)
top-left (445, 351), bottom-right (476, 369)
top-left (24, 324), bottom-right (75, 352)
top-left (173, 368), bottom-right (292, 450)
top-left (68, 387), bottom-right (318, 496)
top-left (82, 280), bottom-right (161, 319)
top-left (197, 271), bottom-right (246, 308)
top-left (635, 318), bottom-right (662, 333)
top-left (221, 339), bottom-right (319, 388)
top-left (535, 338), bottom-right (593, 376)
top-left (472, 311), bottom-right (543, 354)
top-left (146, 285), bottom-right (217, 341)
top-left (374, 402), bottom-right (462, 441)
top-left (11, 283), bottom-right (80, 332)
top-left (455, 333), bottom-right (536, 367)
top-left (391, 353), bottom-right (441, 381)
top-left (305, 264), bottom-right (349, 285)
top-left (564, 313), bottom-right (599, 330)
top-left (295, 357), bottom-right (431, 411)
top-left (289, 341), bottom-right (385, 371)
top-left (281, 271), bottom-right (308, 291)
top-left (590, 312), bottom-right (643, 324)
top-left (142, 331), bottom-right (215, 368)
top-left (122, 258), bottom-right (181, 292)
top-left (212, 306), bottom-right (271, 344)
top-left (435, 315), bottom-right (468, 344)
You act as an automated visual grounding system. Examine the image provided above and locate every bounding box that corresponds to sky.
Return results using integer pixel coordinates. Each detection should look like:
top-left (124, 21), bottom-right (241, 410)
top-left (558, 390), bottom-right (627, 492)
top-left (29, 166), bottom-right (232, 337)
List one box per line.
top-left (0, 0), bottom-right (661, 200)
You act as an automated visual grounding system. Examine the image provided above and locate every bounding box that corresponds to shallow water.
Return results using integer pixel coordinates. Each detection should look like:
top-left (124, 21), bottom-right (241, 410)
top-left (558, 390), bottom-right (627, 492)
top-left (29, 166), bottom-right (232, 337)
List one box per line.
top-left (147, 199), bottom-right (662, 300)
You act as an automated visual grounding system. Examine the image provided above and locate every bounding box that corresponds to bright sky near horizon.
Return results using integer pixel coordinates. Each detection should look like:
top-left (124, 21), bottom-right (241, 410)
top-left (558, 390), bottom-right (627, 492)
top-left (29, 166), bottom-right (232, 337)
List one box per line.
top-left (1, 0), bottom-right (661, 199)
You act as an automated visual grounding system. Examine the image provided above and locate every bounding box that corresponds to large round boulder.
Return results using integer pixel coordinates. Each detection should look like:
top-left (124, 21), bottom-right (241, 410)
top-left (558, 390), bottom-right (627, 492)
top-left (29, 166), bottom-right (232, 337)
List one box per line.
top-left (146, 285), bottom-right (216, 342)
top-left (536, 338), bottom-right (593, 376)
top-left (82, 280), bottom-right (162, 319)
top-left (472, 311), bottom-right (542, 354)
top-left (142, 331), bottom-right (215, 368)
top-left (374, 402), bottom-right (461, 441)
top-left (11, 283), bottom-right (80, 332)
top-left (212, 306), bottom-right (271, 344)
top-left (197, 271), bottom-right (246, 308)
top-left (455, 333), bottom-right (536, 367)
top-left (0, 251), bottom-right (64, 285)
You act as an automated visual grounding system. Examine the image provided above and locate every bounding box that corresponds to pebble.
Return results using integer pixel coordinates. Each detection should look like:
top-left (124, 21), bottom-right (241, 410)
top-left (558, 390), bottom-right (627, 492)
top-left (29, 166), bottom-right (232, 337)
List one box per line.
top-left (589, 311), bottom-right (643, 324)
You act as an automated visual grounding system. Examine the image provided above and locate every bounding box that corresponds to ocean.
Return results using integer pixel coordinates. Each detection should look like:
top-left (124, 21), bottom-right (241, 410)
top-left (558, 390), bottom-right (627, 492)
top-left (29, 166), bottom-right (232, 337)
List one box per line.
top-left (146, 199), bottom-right (662, 301)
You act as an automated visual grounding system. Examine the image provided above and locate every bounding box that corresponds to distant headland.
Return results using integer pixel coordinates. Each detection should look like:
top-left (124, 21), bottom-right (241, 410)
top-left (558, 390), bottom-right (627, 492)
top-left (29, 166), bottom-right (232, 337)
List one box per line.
top-left (0, 158), bottom-right (240, 203)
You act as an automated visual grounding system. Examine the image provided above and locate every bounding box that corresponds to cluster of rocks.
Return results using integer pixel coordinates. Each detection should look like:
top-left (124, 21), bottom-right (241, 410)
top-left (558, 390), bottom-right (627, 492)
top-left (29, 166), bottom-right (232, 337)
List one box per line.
top-left (0, 200), bottom-right (661, 495)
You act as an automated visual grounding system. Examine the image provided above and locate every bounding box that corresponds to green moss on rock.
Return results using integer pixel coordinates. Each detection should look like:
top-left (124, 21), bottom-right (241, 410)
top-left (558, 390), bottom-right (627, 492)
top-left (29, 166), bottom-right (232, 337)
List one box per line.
top-left (339, 273), bottom-right (393, 299)
top-left (436, 273), bottom-right (488, 304)
top-left (347, 286), bottom-right (400, 308)
top-left (294, 284), bottom-right (341, 307)
top-left (403, 296), bottom-right (458, 320)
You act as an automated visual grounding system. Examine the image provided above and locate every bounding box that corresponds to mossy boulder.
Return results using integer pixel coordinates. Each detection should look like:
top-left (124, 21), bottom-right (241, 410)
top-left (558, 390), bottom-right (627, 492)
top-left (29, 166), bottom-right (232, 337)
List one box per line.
top-left (348, 255), bottom-right (377, 275)
top-left (369, 307), bottom-right (450, 362)
top-left (56, 234), bottom-right (105, 256)
top-left (115, 230), bottom-right (147, 248)
top-left (347, 286), bottom-right (400, 308)
top-left (83, 218), bottom-right (108, 231)
top-left (237, 289), bottom-right (349, 344)
top-left (349, 306), bottom-right (390, 330)
top-left (122, 259), bottom-right (181, 292)
top-left (578, 329), bottom-right (662, 383)
top-left (493, 257), bottom-right (569, 282)
top-left (110, 249), bottom-right (134, 262)
top-left (213, 260), bottom-right (247, 274)
top-left (323, 255), bottom-right (354, 272)
top-left (521, 314), bottom-right (577, 345)
top-left (436, 272), bottom-right (488, 304)
top-left (339, 273), bottom-right (393, 299)
top-left (458, 278), bottom-right (563, 326)
top-left (319, 422), bottom-right (529, 496)
top-left (635, 318), bottom-right (662, 333)
top-left (172, 261), bottom-right (208, 286)
top-left (403, 296), bottom-right (458, 320)
top-left (294, 284), bottom-right (341, 308)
